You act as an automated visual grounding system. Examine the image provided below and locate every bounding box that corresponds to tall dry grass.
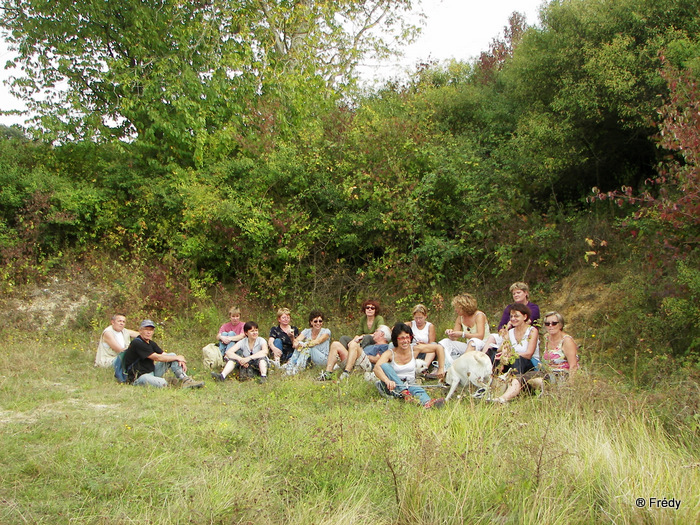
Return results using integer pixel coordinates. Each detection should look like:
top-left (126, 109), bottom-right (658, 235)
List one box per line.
top-left (0, 334), bottom-right (698, 524)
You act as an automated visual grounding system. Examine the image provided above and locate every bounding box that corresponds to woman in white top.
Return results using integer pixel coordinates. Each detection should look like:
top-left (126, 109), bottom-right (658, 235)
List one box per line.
top-left (407, 304), bottom-right (436, 345)
top-left (483, 303), bottom-right (539, 374)
top-left (419, 294), bottom-right (490, 372)
top-left (374, 323), bottom-right (445, 409)
top-left (407, 304), bottom-right (438, 363)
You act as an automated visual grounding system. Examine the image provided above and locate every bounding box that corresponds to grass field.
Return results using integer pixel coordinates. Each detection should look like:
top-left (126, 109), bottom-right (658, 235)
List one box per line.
top-left (1, 335), bottom-right (698, 524)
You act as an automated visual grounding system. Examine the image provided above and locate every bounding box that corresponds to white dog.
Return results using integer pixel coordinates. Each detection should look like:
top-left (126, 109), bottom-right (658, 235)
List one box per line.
top-left (444, 351), bottom-right (493, 401)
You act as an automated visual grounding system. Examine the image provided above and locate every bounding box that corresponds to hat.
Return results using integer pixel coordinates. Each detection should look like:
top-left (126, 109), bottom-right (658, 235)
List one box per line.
top-left (140, 319), bottom-right (156, 329)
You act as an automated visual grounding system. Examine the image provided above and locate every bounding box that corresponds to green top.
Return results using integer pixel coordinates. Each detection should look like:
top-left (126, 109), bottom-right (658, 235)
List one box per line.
top-left (356, 315), bottom-right (385, 336)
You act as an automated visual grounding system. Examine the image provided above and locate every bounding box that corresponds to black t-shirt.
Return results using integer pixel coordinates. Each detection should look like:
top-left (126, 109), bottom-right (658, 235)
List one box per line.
top-left (268, 325), bottom-right (299, 361)
top-left (123, 336), bottom-right (163, 381)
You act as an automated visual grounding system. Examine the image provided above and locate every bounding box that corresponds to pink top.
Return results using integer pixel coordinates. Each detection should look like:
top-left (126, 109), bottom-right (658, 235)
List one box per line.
top-left (219, 321), bottom-right (245, 335)
top-left (542, 334), bottom-right (576, 371)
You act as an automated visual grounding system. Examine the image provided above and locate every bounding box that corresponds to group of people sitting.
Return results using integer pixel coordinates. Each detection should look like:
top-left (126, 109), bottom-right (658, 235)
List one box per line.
top-left (94, 282), bottom-right (579, 405)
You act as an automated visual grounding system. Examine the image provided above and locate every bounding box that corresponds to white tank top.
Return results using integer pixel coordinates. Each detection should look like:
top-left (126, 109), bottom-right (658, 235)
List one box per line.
top-left (410, 320), bottom-right (432, 344)
top-left (509, 326), bottom-right (540, 361)
top-left (94, 325), bottom-right (131, 367)
top-left (390, 349), bottom-right (417, 385)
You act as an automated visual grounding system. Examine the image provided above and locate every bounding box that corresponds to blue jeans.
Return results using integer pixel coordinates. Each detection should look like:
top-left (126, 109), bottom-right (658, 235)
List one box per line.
top-left (309, 346), bottom-right (329, 366)
top-left (380, 363), bottom-right (430, 405)
top-left (133, 354), bottom-right (186, 387)
top-left (219, 331), bottom-right (237, 356)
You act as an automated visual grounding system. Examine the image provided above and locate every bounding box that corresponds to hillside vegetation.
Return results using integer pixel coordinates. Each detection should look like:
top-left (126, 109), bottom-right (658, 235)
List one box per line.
top-left (0, 2), bottom-right (699, 521)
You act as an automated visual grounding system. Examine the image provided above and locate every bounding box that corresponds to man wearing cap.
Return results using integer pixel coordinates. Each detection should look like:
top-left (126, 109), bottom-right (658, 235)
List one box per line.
top-left (122, 320), bottom-right (204, 388)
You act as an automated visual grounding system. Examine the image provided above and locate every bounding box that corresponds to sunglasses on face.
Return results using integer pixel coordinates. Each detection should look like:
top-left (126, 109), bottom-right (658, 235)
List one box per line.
top-left (365, 305), bottom-right (376, 310)
top-left (544, 321), bottom-right (559, 326)
top-left (312, 319), bottom-right (323, 323)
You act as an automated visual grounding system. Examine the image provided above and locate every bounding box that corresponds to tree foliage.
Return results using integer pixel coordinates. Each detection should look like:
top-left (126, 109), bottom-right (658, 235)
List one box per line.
top-left (0, 0), bottom-right (417, 165)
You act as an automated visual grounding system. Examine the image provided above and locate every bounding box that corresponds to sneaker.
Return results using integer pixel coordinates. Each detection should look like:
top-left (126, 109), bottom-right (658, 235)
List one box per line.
top-left (211, 371), bottom-right (225, 382)
top-left (181, 377), bottom-right (205, 389)
top-left (487, 396), bottom-right (506, 404)
top-left (375, 380), bottom-right (393, 399)
top-left (472, 387), bottom-right (487, 399)
top-left (424, 397), bottom-right (446, 409)
top-left (316, 371), bottom-right (333, 381)
top-left (398, 390), bottom-right (414, 402)
top-left (339, 370), bottom-right (350, 381)
top-left (257, 375), bottom-right (267, 384)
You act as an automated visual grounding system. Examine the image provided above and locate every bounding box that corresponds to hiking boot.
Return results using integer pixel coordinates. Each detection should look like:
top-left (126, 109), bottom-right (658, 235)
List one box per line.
top-left (211, 371), bottom-right (225, 382)
top-left (424, 397), bottom-right (446, 409)
top-left (316, 371), bottom-right (333, 381)
top-left (375, 380), bottom-right (393, 399)
top-left (181, 377), bottom-right (205, 389)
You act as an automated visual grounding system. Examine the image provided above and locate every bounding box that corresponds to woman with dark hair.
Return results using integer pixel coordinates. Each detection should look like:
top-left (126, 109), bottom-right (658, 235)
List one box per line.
top-left (345, 300), bottom-right (385, 347)
top-left (483, 303), bottom-right (540, 374)
top-left (284, 311), bottom-right (331, 375)
top-left (373, 323), bottom-right (445, 409)
top-left (213, 321), bottom-right (269, 383)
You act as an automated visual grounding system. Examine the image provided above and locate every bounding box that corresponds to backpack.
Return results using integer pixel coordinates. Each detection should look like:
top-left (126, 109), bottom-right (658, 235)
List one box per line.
top-left (202, 343), bottom-right (224, 370)
top-left (114, 351), bottom-right (132, 383)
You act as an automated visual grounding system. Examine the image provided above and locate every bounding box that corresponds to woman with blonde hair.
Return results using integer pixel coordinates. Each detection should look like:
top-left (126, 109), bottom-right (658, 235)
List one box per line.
top-left (497, 282), bottom-right (540, 329)
top-left (406, 303), bottom-right (437, 366)
top-left (419, 294), bottom-right (490, 376)
top-left (268, 308), bottom-right (299, 365)
top-left (217, 306), bottom-right (246, 356)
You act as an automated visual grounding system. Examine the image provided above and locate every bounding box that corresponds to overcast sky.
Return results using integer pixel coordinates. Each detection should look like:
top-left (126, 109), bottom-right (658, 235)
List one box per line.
top-left (0, 0), bottom-right (546, 127)
top-left (362, 0), bottom-right (545, 82)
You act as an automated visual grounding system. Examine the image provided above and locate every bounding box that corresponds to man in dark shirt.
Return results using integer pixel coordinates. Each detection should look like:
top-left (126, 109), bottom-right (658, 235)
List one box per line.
top-left (123, 319), bottom-right (204, 388)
